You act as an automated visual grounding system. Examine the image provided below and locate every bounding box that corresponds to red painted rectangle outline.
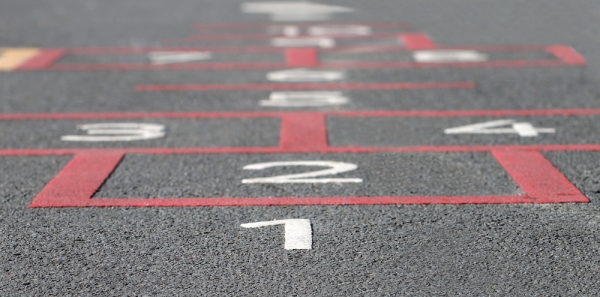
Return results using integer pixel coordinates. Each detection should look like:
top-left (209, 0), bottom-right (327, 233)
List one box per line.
top-left (28, 148), bottom-right (588, 208)
top-left (17, 108), bottom-right (594, 208)
top-left (135, 82), bottom-right (475, 92)
top-left (47, 44), bottom-right (585, 71)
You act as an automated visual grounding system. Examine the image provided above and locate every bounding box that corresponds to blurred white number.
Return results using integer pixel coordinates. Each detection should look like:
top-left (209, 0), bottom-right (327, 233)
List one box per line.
top-left (260, 91), bottom-right (348, 107)
top-left (61, 123), bottom-right (165, 142)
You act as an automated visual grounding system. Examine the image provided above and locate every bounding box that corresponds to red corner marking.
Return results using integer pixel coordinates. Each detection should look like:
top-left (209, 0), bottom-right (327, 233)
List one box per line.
top-left (545, 45), bottom-right (587, 66)
top-left (400, 33), bottom-right (437, 50)
top-left (492, 150), bottom-right (588, 203)
top-left (17, 49), bottom-right (66, 70)
top-left (30, 151), bottom-right (125, 207)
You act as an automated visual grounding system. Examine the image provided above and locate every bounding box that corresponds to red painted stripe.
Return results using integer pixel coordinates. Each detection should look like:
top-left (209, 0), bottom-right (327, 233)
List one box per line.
top-left (48, 59), bottom-right (576, 71)
top-left (1, 108), bottom-right (600, 121)
top-left (193, 22), bottom-right (413, 31)
top-left (280, 113), bottom-right (328, 150)
top-left (31, 195), bottom-right (537, 208)
top-left (545, 45), bottom-right (587, 65)
top-left (492, 150), bottom-right (588, 203)
top-left (135, 82), bottom-right (475, 92)
top-left (50, 62), bottom-right (288, 71)
top-left (69, 46), bottom-right (285, 54)
top-left (321, 60), bottom-right (576, 69)
top-left (165, 32), bottom-right (400, 43)
top-left (65, 44), bottom-right (560, 54)
top-left (400, 33), bottom-right (437, 50)
top-left (285, 48), bottom-right (319, 67)
top-left (17, 49), bottom-right (66, 70)
top-left (6, 144), bottom-right (600, 157)
top-left (29, 151), bottom-right (125, 208)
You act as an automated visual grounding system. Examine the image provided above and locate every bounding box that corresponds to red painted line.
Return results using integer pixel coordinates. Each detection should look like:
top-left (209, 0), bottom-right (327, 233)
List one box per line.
top-left (50, 62), bottom-right (289, 71)
top-left (48, 59), bottom-right (577, 71)
top-left (285, 48), bottom-right (319, 67)
top-left (6, 144), bottom-right (600, 158)
top-left (68, 46), bottom-right (284, 54)
top-left (1, 108), bottom-right (600, 121)
top-left (545, 45), bottom-right (587, 65)
top-left (31, 195), bottom-right (537, 208)
top-left (66, 44), bottom-right (556, 55)
top-left (165, 32), bottom-right (400, 43)
top-left (135, 82), bottom-right (475, 92)
top-left (193, 22), bottom-right (414, 31)
top-left (280, 113), bottom-right (328, 150)
top-left (330, 108), bottom-right (600, 117)
top-left (400, 33), bottom-right (437, 50)
top-left (321, 60), bottom-right (576, 69)
top-left (29, 151), bottom-right (125, 208)
top-left (492, 150), bottom-right (588, 203)
top-left (17, 49), bottom-right (66, 70)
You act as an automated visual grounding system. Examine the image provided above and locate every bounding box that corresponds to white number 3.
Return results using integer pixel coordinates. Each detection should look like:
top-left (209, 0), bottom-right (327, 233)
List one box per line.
top-left (242, 161), bottom-right (362, 184)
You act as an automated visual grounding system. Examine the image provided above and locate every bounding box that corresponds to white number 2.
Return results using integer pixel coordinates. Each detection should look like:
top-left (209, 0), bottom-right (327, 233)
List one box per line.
top-left (242, 161), bottom-right (362, 184)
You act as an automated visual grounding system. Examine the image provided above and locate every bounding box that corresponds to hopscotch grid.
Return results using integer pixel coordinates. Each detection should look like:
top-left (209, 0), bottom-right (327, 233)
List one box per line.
top-left (17, 108), bottom-right (595, 208)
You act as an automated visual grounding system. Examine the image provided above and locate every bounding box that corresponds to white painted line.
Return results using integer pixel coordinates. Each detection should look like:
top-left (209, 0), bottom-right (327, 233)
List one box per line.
top-left (260, 91), bottom-right (348, 107)
top-left (444, 120), bottom-right (555, 137)
top-left (61, 123), bottom-right (166, 142)
top-left (242, 161), bottom-right (362, 183)
top-left (267, 69), bottom-right (344, 82)
top-left (308, 25), bottom-right (371, 36)
top-left (241, 219), bottom-right (312, 250)
top-left (271, 37), bottom-right (335, 48)
top-left (148, 51), bottom-right (211, 65)
top-left (413, 50), bottom-right (488, 63)
top-left (241, 2), bottom-right (354, 21)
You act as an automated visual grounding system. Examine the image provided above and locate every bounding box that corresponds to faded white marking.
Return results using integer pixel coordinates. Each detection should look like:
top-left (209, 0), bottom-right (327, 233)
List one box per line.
top-left (308, 25), bottom-right (371, 36)
top-left (148, 51), bottom-right (211, 65)
top-left (260, 91), bottom-right (348, 107)
top-left (282, 25), bottom-right (300, 36)
top-left (61, 123), bottom-right (165, 142)
top-left (444, 120), bottom-right (555, 137)
top-left (271, 37), bottom-right (335, 48)
top-left (267, 69), bottom-right (344, 82)
top-left (241, 219), bottom-right (312, 250)
top-left (242, 161), bottom-right (362, 183)
top-left (241, 2), bottom-right (354, 21)
top-left (413, 50), bottom-right (488, 63)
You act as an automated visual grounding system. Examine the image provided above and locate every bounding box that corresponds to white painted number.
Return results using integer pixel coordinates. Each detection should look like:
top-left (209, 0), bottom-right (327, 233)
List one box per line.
top-left (267, 69), bottom-right (344, 82)
top-left (444, 120), bottom-right (555, 137)
top-left (413, 50), bottom-right (488, 63)
top-left (307, 25), bottom-right (371, 36)
top-left (241, 219), bottom-right (312, 250)
top-left (61, 123), bottom-right (166, 142)
top-left (271, 37), bottom-right (335, 48)
top-left (260, 91), bottom-right (348, 107)
top-left (148, 51), bottom-right (211, 65)
top-left (242, 161), bottom-right (362, 184)
top-left (241, 2), bottom-right (354, 21)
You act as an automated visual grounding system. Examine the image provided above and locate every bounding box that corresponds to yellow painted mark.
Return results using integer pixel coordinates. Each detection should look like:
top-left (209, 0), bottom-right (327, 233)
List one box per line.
top-left (0, 48), bottom-right (40, 71)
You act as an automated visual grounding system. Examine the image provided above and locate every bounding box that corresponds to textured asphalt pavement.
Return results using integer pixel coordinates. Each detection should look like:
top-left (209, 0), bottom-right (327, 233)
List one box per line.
top-left (1, 0), bottom-right (600, 295)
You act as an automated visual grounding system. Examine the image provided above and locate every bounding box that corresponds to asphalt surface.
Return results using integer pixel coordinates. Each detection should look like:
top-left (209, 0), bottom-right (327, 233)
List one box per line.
top-left (1, 0), bottom-right (600, 296)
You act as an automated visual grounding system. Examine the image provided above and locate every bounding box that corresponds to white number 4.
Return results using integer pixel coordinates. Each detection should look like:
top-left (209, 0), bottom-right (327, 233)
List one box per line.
top-left (242, 161), bottom-right (362, 184)
top-left (444, 119), bottom-right (555, 137)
